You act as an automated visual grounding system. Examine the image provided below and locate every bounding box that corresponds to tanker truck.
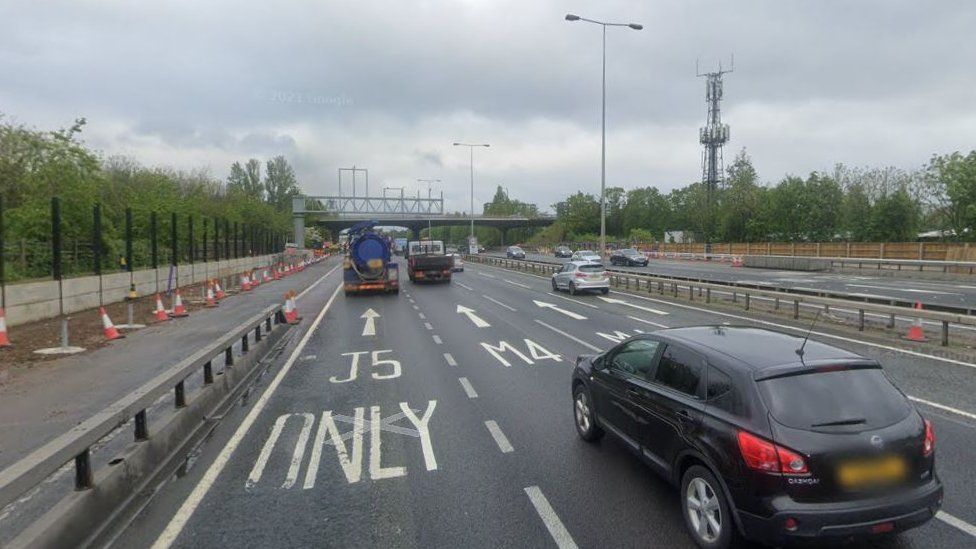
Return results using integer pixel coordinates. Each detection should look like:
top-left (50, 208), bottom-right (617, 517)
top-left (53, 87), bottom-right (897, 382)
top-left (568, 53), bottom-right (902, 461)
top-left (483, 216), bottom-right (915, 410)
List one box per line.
top-left (343, 221), bottom-right (400, 295)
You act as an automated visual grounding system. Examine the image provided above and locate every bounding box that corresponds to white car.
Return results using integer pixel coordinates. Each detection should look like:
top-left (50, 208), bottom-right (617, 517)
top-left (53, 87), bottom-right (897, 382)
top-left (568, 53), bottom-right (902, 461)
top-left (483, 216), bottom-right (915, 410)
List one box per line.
top-left (451, 254), bottom-right (464, 272)
top-left (571, 250), bottom-right (601, 262)
top-left (551, 261), bottom-right (609, 295)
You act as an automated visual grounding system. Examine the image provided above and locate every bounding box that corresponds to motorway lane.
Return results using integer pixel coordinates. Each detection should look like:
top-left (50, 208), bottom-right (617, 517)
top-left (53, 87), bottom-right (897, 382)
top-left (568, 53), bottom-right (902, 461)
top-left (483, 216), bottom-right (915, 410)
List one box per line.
top-left (115, 261), bottom-right (976, 548)
top-left (493, 252), bottom-right (976, 311)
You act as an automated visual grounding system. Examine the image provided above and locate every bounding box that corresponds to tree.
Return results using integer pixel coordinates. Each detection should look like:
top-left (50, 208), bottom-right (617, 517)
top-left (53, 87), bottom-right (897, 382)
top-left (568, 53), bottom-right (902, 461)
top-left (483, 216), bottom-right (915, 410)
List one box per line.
top-left (870, 189), bottom-right (918, 241)
top-left (554, 192), bottom-right (600, 237)
top-left (227, 158), bottom-right (264, 200)
top-left (926, 151), bottom-right (976, 239)
top-left (264, 155), bottom-right (300, 211)
top-left (718, 149), bottom-right (761, 241)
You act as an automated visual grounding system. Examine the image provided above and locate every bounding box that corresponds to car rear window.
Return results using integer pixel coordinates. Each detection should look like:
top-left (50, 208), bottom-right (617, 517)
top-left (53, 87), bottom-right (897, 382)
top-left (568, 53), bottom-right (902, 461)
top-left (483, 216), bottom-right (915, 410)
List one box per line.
top-left (578, 264), bottom-right (605, 272)
top-left (758, 367), bottom-right (911, 430)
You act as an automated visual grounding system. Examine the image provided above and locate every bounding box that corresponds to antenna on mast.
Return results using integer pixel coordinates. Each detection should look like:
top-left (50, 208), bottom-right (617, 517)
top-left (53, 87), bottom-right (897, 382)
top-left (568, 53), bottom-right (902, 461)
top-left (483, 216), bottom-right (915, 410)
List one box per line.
top-left (796, 310), bottom-right (824, 360)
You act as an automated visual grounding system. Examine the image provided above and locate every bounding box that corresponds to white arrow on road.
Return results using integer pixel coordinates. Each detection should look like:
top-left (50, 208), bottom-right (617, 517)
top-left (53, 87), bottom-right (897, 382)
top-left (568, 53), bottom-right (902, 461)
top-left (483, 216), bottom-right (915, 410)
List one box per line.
top-left (597, 296), bottom-right (669, 315)
top-left (361, 308), bottom-right (381, 336)
top-left (457, 305), bottom-right (491, 328)
top-left (533, 300), bottom-right (588, 320)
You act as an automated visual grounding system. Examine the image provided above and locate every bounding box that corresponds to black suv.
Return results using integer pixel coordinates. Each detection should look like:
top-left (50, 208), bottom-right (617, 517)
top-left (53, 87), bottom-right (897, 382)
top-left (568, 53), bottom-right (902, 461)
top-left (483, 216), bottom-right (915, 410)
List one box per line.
top-left (571, 326), bottom-right (942, 548)
top-left (555, 245), bottom-right (573, 258)
top-left (506, 246), bottom-right (526, 259)
top-left (609, 248), bottom-right (649, 266)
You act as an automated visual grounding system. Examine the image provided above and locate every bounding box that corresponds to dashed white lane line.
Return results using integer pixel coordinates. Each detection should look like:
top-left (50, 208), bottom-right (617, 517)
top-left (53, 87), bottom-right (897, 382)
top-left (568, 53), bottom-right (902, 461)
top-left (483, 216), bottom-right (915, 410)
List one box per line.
top-left (628, 315), bottom-right (669, 329)
top-left (418, 312), bottom-right (426, 320)
top-left (534, 319), bottom-right (602, 353)
top-left (937, 511), bottom-right (976, 538)
top-left (424, 322), bottom-right (433, 330)
top-left (458, 377), bottom-right (478, 398)
top-left (408, 298), bottom-right (415, 303)
top-left (482, 294), bottom-right (517, 311)
top-left (524, 486), bottom-right (578, 549)
top-left (909, 396), bottom-right (976, 421)
top-left (478, 272), bottom-right (496, 279)
top-left (152, 281), bottom-right (343, 549)
top-left (412, 305), bottom-right (420, 310)
top-left (485, 420), bottom-right (514, 453)
top-left (432, 335), bottom-right (443, 345)
top-left (546, 292), bottom-right (599, 309)
top-left (456, 282), bottom-right (475, 291)
top-left (504, 279), bottom-right (531, 289)
top-left (443, 352), bottom-right (457, 366)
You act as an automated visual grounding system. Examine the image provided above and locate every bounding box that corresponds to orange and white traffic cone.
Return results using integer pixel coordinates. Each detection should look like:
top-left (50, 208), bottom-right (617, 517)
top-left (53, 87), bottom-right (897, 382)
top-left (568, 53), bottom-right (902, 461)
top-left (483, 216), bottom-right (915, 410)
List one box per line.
top-left (905, 302), bottom-right (927, 342)
top-left (263, 269), bottom-right (272, 283)
top-left (214, 279), bottom-right (226, 300)
top-left (241, 273), bottom-right (252, 291)
top-left (99, 306), bottom-right (125, 340)
top-left (732, 256), bottom-right (744, 267)
top-left (283, 291), bottom-right (301, 324)
top-left (170, 289), bottom-right (190, 318)
top-left (250, 270), bottom-right (260, 287)
top-left (0, 307), bottom-right (11, 348)
top-left (205, 282), bottom-right (218, 308)
top-left (273, 266), bottom-right (282, 280)
top-left (154, 293), bottom-right (170, 322)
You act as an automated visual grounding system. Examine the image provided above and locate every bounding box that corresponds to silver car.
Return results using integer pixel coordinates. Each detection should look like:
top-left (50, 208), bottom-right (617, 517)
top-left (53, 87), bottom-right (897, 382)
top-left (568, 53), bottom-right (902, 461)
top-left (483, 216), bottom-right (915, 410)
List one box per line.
top-left (571, 250), bottom-right (602, 262)
top-left (551, 261), bottom-right (610, 295)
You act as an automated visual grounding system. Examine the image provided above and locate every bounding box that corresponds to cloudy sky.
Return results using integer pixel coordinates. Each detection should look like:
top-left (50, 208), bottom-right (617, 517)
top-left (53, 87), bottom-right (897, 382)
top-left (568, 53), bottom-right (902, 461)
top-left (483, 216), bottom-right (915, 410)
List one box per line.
top-left (2, 1), bottom-right (975, 213)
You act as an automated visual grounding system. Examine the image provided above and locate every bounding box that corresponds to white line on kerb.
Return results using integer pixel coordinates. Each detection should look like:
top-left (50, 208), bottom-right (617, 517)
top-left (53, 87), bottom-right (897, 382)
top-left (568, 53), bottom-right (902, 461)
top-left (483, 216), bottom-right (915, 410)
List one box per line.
top-left (483, 294), bottom-right (517, 311)
top-left (152, 281), bottom-right (344, 549)
top-left (534, 319), bottom-right (602, 352)
top-left (432, 335), bottom-right (443, 345)
top-left (456, 282), bottom-right (475, 291)
top-left (459, 377), bottom-right (478, 398)
top-left (485, 420), bottom-right (514, 453)
top-left (937, 511), bottom-right (976, 538)
top-left (524, 486), bottom-right (578, 549)
top-left (443, 353), bottom-right (457, 366)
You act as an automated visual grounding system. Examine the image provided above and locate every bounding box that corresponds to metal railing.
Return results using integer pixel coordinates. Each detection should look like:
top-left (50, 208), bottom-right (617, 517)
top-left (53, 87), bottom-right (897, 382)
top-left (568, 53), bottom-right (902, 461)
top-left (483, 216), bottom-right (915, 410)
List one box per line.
top-left (0, 302), bottom-right (286, 519)
top-left (468, 255), bottom-right (976, 347)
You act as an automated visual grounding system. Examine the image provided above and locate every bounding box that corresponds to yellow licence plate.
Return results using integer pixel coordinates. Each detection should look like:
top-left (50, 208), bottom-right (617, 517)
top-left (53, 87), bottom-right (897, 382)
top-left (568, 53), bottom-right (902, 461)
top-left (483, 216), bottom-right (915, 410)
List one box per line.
top-left (838, 456), bottom-right (907, 488)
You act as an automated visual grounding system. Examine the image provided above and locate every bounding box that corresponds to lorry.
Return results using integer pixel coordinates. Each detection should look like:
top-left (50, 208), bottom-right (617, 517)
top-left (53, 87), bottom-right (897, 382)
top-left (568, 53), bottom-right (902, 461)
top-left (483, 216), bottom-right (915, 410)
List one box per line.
top-left (343, 221), bottom-right (399, 295)
top-left (405, 240), bottom-right (453, 283)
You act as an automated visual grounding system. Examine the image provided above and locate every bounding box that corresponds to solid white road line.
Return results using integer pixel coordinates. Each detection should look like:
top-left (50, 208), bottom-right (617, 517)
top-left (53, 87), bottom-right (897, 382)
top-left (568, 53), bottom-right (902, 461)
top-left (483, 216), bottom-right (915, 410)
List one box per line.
top-left (443, 352), bottom-right (457, 366)
top-left (485, 420), bottom-right (514, 453)
top-left (524, 486), bottom-right (578, 549)
top-left (534, 319), bottom-right (602, 352)
top-left (908, 396), bottom-right (976, 421)
top-left (546, 292), bottom-right (599, 309)
top-left (459, 377), bottom-right (478, 398)
top-left (504, 279), bottom-right (531, 289)
top-left (456, 282), bottom-right (475, 291)
top-left (432, 335), bottom-right (443, 344)
top-left (152, 281), bottom-right (343, 549)
top-left (483, 294), bottom-right (517, 311)
top-left (628, 315), bottom-right (669, 329)
top-left (297, 264), bottom-right (339, 299)
top-left (937, 511), bottom-right (976, 538)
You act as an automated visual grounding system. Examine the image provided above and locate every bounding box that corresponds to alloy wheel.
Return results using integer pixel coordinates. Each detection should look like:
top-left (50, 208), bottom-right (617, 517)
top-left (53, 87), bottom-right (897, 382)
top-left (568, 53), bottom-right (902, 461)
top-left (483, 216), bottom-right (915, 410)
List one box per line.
top-left (686, 477), bottom-right (722, 544)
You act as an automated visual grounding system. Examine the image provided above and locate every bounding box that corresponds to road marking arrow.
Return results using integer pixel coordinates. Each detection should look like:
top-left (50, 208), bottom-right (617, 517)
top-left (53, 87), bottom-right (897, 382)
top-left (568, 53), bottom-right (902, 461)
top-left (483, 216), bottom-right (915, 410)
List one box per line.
top-left (361, 308), bottom-right (381, 336)
top-left (533, 300), bottom-right (587, 320)
top-left (457, 305), bottom-right (491, 328)
top-left (597, 296), bottom-right (669, 315)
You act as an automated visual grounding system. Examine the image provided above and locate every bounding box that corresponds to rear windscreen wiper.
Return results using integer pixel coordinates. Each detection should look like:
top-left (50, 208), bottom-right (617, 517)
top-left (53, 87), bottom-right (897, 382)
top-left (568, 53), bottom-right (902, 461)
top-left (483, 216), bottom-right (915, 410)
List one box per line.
top-left (810, 418), bottom-right (867, 427)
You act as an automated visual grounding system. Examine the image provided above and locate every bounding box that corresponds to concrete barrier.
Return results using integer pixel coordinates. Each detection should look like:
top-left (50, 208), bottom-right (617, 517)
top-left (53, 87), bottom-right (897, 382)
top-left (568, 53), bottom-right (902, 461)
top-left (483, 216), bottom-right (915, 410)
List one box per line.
top-left (743, 255), bottom-right (830, 271)
top-left (4, 255), bottom-right (277, 327)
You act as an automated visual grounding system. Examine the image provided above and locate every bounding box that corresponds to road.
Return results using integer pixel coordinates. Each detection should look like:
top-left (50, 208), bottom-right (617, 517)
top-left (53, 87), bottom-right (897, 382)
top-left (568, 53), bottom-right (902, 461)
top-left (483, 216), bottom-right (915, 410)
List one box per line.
top-left (114, 260), bottom-right (976, 548)
top-left (493, 252), bottom-right (976, 312)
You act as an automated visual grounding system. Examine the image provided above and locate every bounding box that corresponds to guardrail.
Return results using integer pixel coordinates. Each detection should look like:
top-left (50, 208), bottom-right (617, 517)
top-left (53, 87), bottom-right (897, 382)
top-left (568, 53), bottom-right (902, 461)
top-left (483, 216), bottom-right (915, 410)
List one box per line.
top-left (468, 255), bottom-right (976, 347)
top-left (0, 302), bottom-right (289, 547)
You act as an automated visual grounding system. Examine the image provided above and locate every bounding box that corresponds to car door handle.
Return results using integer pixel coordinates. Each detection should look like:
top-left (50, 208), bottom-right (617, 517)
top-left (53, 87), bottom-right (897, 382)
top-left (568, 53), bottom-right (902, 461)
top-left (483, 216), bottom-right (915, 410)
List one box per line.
top-left (676, 409), bottom-right (695, 422)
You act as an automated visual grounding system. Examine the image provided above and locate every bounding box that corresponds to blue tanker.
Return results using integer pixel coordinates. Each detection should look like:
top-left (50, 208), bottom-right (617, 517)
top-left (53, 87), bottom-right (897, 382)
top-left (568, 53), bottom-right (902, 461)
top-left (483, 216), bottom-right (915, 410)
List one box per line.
top-left (343, 221), bottom-right (400, 295)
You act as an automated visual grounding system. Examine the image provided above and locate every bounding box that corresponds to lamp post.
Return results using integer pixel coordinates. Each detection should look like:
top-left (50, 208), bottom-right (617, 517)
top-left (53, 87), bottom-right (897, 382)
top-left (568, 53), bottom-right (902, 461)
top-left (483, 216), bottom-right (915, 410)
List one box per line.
top-left (417, 178), bottom-right (441, 237)
top-left (565, 13), bottom-right (642, 259)
top-left (453, 142), bottom-right (489, 250)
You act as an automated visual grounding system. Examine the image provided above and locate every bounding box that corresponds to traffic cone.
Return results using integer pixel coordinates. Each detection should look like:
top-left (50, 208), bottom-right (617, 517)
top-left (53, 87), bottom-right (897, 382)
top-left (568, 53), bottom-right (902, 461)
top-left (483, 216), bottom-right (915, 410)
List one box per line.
top-left (251, 270), bottom-right (260, 287)
top-left (905, 302), bottom-right (927, 342)
top-left (241, 273), bottom-right (252, 291)
top-left (214, 279), bottom-right (226, 300)
top-left (263, 269), bottom-right (272, 283)
top-left (0, 308), bottom-right (11, 348)
top-left (273, 266), bottom-right (282, 280)
top-left (170, 289), bottom-right (190, 318)
top-left (205, 282), bottom-right (218, 308)
top-left (154, 293), bottom-right (170, 321)
top-left (732, 256), bottom-right (744, 267)
top-left (99, 306), bottom-right (125, 340)
top-left (283, 291), bottom-right (301, 324)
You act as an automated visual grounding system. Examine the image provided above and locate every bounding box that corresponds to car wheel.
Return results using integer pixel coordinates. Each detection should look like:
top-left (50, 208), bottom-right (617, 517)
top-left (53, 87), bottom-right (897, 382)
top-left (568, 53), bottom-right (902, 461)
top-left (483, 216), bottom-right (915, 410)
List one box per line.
top-left (681, 466), bottom-right (735, 549)
top-left (569, 282), bottom-right (577, 296)
top-left (551, 278), bottom-right (558, 291)
top-left (573, 384), bottom-right (603, 442)
top-left (601, 288), bottom-right (609, 295)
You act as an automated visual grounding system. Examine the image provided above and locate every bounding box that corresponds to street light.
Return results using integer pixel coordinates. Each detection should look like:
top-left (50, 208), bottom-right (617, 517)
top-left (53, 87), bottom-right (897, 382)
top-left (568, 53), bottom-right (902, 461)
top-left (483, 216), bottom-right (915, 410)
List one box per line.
top-left (453, 142), bottom-right (490, 250)
top-left (417, 178), bottom-right (441, 236)
top-left (565, 13), bottom-right (642, 259)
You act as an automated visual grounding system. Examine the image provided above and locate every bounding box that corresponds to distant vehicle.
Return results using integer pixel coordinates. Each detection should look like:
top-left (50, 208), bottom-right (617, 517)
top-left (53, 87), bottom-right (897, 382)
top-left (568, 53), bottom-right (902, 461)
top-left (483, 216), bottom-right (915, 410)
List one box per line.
top-left (506, 246), bottom-right (526, 259)
top-left (446, 246), bottom-right (458, 255)
top-left (394, 237), bottom-right (408, 255)
top-left (571, 250), bottom-right (601, 262)
top-left (451, 254), bottom-right (464, 272)
top-left (478, 245), bottom-right (486, 253)
top-left (554, 245), bottom-right (573, 258)
top-left (551, 260), bottom-right (609, 295)
top-left (571, 326), bottom-right (942, 549)
top-left (609, 248), bottom-right (648, 267)
top-left (406, 240), bottom-right (453, 283)
top-left (342, 221), bottom-right (399, 295)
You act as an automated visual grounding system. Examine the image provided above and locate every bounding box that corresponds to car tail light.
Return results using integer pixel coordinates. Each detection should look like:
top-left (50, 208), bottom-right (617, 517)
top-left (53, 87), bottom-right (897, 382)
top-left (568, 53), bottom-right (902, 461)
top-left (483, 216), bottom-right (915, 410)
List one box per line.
top-left (575, 272), bottom-right (587, 278)
top-left (923, 419), bottom-right (935, 457)
top-left (737, 430), bottom-right (808, 475)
